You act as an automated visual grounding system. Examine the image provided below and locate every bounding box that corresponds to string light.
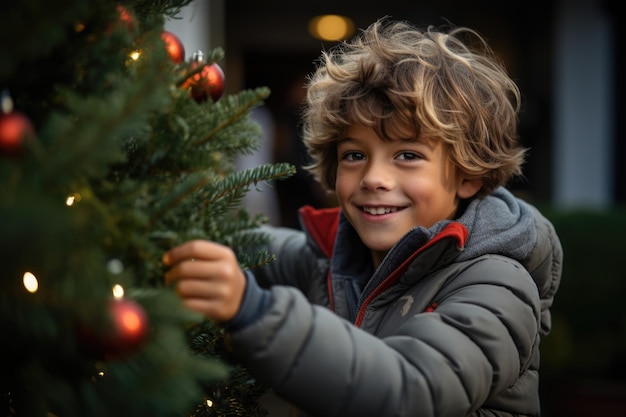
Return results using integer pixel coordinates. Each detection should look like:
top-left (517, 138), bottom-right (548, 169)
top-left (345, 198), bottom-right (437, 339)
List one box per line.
top-left (66, 192), bottom-right (81, 206)
top-left (126, 50), bottom-right (143, 69)
top-left (112, 284), bottom-right (124, 299)
top-left (129, 50), bottom-right (141, 61)
top-left (22, 272), bottom-right (38, 293)
top-left (91, 368), bottom-right (106, 382)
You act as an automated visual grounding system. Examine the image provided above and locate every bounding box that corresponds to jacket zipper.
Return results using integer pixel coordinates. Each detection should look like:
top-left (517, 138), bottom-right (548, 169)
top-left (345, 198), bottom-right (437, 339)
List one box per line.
top-left (352, 222), bottom-right (467, 327)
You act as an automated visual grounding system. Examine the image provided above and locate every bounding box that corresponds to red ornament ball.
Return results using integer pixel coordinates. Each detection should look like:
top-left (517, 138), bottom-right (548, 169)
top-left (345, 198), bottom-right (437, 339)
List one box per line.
top-left (116, 4), bottom-right (134, 31)
top-left (183, 52), bottom-right (225, 103)
top-left (0, 111), bottom-right (34, 156)
top-left (106, 4), bottom-right (135, 34)
top-left (78, 298), bottom-right (149, 360)
top-left (161, 30), bottom-right (185, 64)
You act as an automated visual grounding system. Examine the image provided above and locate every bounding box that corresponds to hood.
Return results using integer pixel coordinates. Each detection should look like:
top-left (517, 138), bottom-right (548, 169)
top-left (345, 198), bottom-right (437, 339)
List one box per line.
top-left (456, 186), bottom-right (536, 262)
top-left (456, 187), bottom-right (563, 337)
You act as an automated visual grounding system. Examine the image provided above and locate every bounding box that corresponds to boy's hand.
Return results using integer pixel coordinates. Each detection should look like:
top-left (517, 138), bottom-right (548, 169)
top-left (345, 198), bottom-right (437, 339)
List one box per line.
top-left (163, 240), bottom-right (246, 323)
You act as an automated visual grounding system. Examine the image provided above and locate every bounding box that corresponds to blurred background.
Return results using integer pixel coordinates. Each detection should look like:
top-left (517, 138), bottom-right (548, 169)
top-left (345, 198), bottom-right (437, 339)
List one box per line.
top-left (166, 0), bottom-right (625, 415)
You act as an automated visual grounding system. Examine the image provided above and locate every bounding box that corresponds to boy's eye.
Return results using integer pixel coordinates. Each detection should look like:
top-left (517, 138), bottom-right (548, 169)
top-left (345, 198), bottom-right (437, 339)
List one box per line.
top-left (396, 151), bottom-right (421, 161)
top-left (342, 151), bottom-right (365, 161)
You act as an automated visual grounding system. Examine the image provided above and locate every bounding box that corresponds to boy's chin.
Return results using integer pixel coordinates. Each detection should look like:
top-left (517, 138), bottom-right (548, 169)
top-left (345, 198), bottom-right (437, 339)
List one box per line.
top-left (358, 234), bottom-right (397, 253)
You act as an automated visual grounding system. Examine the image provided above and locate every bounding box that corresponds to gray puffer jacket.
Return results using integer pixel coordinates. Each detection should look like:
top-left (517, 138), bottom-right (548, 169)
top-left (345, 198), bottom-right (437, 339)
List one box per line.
top-left (225, 187), bottom-right (563, 417)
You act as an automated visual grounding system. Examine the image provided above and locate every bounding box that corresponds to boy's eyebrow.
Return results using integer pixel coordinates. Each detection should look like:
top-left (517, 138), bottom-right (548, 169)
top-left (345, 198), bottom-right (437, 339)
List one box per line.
top-left (336, 136), bottom-right (363, 147)
top-left (338, 136), bottom-right (357, 144)
top-left (407, 135), bottom-right (438, 150)
top-left (339, 134), bottom-right (435, 149)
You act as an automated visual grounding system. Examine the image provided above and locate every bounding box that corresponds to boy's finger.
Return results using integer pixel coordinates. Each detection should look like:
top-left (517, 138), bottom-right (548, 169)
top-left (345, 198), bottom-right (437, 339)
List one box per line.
top-left (163, 240), bottom-right (206, 265)
top-left (163, 240), bottom-right (230, 266)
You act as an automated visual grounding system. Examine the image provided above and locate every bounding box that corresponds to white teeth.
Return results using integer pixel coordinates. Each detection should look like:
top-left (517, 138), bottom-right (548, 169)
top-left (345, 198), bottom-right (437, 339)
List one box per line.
top-left (363, 206), bottom-right (397, 215)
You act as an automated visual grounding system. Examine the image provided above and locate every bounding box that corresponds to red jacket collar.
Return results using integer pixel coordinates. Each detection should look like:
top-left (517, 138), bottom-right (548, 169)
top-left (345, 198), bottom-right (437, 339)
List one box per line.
top-left (298, 205), bottom-right (469, 261)
top-left (298, 205), bottom-right (340, 259)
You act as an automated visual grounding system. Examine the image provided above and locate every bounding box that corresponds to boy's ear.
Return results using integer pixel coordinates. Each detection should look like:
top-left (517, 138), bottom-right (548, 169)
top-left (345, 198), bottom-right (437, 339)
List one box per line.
top-left (457, 178), bottom-right (482, 199)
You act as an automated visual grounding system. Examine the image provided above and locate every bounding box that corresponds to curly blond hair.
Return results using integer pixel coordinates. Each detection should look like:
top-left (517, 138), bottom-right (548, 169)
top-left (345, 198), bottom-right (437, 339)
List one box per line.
top-left (302, 19), bottom-right (526, 198)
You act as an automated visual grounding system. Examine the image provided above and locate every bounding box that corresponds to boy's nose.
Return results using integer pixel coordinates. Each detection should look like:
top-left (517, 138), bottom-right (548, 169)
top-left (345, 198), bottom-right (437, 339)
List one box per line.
top-left (360, 161), bottom-right (393, 191)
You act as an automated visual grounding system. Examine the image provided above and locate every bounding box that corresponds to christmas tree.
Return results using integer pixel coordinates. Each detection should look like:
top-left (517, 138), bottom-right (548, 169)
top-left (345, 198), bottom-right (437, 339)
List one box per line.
top-left (0, 1), bottom-right (295, 416)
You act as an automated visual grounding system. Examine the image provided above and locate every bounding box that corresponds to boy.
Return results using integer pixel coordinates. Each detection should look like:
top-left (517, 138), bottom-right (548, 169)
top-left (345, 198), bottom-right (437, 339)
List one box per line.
top-left (164, 19), bottom-right (563, 417)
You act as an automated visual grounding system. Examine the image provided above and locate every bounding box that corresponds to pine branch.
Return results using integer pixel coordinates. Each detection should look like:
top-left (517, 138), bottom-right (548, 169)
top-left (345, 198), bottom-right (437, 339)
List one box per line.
top-left (1, 1), bottom-right (297, 416)
top-left (147, 172), bottom-right (214, 230)
top-left (191, 88), bottom-right (271, 148)
top-left (204, 163), bottom-right (296, 209)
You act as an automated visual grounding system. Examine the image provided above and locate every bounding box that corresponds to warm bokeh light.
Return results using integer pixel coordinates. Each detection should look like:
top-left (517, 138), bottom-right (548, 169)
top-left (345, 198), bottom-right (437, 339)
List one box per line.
top-left (129, 50), bottom-right (141, 61)
top-left (65, 192), bottom-right (81, 206)
top-left (23, 272), bottom-right (38, 293)
top-left (308, 14), bottom-right (355, 41)
top-left (112, 284), bottom-right (124, 299)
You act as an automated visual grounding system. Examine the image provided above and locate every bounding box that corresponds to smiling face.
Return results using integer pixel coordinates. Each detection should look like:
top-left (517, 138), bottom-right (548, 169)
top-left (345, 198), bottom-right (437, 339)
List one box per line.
top-left (335, 123), bottom-right (481, 267)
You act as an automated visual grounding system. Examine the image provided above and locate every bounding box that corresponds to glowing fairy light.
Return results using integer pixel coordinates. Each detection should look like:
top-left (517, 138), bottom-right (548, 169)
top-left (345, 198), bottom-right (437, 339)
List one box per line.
top-left (90, 368), bottom-right (106, 382)
top-left (23, 272), bottom-right (38, 293)
top-left (206, 399), bottom-right (213, 407)
top-left (129, 50), bottom-right (141, 61)
top-left (65, 193), bottom-right (81, 206)
top-left (112, 284), bottom-right (125, 299)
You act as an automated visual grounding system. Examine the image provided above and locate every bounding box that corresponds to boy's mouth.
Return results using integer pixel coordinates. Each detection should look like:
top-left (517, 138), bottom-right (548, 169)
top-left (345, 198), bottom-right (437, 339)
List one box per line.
top-left (361, 206), bottom-right (399, 215)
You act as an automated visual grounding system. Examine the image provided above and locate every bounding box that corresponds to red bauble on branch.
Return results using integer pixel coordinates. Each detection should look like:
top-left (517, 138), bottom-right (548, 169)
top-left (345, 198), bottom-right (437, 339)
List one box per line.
top-left (161, 30), bottom-right (185, 64)
top-left (105, 5), bottom-right (135, 35)
top-left (116, 4), bottom-right (135, 31)
top-left (182, 50), bottom-right (225, 103)
top-left (0, 92), bottom-right (34, 157)
top-left (78, 298), bottom-right (150, 360)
